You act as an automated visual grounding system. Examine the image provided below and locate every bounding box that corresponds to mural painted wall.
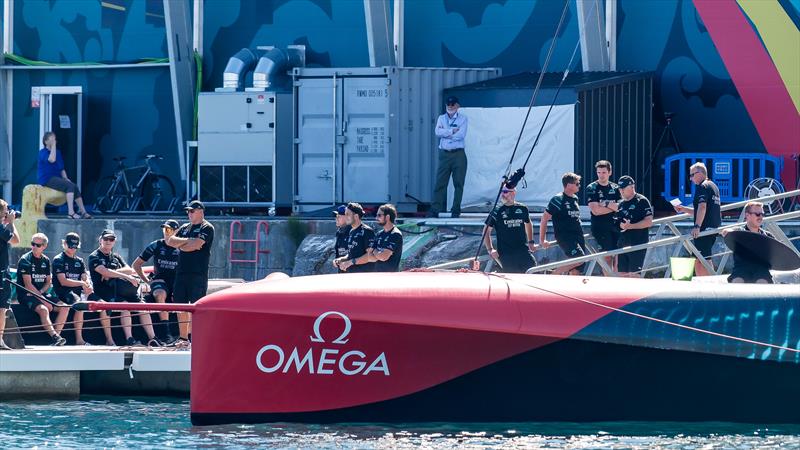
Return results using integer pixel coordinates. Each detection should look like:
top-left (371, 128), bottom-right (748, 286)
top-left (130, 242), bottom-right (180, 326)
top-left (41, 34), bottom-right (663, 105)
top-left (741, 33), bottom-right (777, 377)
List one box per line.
top-left (8, 0), bottom-right (800, 203)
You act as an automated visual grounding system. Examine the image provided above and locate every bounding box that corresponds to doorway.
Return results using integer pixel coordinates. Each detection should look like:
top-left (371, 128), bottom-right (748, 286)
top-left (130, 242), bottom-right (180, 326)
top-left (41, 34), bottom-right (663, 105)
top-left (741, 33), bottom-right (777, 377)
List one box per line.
top-left (37, 86), bottom-right (83, 189)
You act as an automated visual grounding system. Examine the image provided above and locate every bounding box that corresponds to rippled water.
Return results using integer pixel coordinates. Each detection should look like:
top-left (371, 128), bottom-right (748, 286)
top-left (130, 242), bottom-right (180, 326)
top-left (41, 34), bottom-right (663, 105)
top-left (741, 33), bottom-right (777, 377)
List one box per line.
top-left (2, 397), bottom-right (800, 449)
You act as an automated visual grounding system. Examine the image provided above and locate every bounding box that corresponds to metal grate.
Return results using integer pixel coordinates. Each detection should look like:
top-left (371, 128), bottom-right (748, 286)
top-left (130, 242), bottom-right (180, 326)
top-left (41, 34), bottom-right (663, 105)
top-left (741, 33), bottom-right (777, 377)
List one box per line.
top-left (249, 165), bottom-right (273, 202)
top-left (199, 166), bottom-right (223, 202)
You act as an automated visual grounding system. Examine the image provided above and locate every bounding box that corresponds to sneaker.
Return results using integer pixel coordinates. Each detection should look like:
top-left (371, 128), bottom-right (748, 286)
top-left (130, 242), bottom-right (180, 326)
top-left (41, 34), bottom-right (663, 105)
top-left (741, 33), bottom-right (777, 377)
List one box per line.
top-left (147, 338), bottom-right (164, 348)
top-left (162, 334), bottom-right (178, 346)
top-left (125, 337), bottom-right (142, 346)
top-left (51, 334), bottom-right (67, 346)
top-left (168, 337), bottom-right (190, 348)
top-left (0, 339), bottom-right (11, 350)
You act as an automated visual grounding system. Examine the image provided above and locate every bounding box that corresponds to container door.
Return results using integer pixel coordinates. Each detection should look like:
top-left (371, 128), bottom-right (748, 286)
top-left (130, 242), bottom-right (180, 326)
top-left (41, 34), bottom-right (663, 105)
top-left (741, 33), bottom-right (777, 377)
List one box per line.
top-left (342, 77), bottom-right (389, 202)
top-left (296, 78), bottom-right (342, 206)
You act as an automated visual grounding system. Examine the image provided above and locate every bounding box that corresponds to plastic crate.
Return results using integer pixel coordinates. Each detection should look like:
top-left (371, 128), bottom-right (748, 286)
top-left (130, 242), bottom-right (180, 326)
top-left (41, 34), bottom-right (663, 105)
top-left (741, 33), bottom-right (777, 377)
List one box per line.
top-left (662, 153), bottom-right (782, 204)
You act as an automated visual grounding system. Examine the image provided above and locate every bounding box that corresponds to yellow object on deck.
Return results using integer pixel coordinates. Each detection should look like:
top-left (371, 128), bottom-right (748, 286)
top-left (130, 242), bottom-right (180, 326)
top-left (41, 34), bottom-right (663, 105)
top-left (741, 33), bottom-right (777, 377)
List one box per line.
top-left (670, 257), bottom-right (696, 281)
top-left (14, 185), bottom-right (67, 247)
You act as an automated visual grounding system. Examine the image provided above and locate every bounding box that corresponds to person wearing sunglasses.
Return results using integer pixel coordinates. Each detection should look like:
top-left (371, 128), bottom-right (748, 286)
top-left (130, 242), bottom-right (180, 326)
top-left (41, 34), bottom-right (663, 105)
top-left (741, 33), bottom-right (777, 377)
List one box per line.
top-left (483, 183), bottom-right (536, 273)
top-left (539, 173), bottom-right (587, 275)
top-left (431, 96), bottom-right (468, 219)
top-left (366, 204), bottom-right (404, 272)
top-left (673, 162), bottom-right (722, 277)
top-left (52, 232), bottom-right (114, 346)
top-left (614, 176), bottom-right (654, 277)
top-left (721, 202), bottom-right (774, 284)
top-left (89, 229), bottom-right (160, 347)
top-left (333, 203), bottom-right (376, 273)
top-left (0, 199), bottom-right (20, 350)
top-left (16, 233), bottom-right (67, 345)
top-left (331, 205), bottom-right (350, 274)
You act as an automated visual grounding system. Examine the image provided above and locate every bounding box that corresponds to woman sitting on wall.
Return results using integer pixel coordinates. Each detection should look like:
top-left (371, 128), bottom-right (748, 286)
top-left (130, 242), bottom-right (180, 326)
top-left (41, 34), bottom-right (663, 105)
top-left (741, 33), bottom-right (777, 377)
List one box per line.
top-left (37, 131), bottom-right (91, 219)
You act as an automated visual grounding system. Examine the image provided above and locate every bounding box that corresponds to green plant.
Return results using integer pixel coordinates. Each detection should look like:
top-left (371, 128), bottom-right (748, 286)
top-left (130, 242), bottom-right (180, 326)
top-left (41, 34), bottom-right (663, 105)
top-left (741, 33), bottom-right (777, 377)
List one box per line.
top-left (286, 217), bottom-right (310, 248)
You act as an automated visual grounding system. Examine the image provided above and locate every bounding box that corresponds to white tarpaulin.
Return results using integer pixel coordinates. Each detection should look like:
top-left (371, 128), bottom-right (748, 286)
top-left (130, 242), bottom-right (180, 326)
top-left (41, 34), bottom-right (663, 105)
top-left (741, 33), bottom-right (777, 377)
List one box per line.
top-left (447, 105), bottom-right (575, 209)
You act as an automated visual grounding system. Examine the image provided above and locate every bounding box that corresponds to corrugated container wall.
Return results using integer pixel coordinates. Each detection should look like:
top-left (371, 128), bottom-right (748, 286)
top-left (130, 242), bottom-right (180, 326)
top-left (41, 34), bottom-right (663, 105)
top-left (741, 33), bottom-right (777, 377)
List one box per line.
top-left (293, 67), bottom-right (501, 213)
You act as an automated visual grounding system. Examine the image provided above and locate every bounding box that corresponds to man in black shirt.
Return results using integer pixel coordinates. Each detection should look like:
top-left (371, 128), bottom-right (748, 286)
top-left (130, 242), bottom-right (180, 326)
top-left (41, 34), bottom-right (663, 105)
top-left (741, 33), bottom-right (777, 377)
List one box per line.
top-left (615, 176), bottom-right (654, 277)
top-left (585, 160), bottom-right (621, 274)
top-left (333, 203), bottom-right (376, 273)
top-left (133, 219), bottom-right (180, 344)
top-left (89, 229), bottom-right (160, 347)
top-left (166, 200), bottom-right (215, 346)
top-left (352, 203), bottom-right (404, 272)
top-left (0, 199), bottom-right (20, 350)
top-left (52, 232), bottom-right (114, 346)
top-left (483, 184), bottom-right (536, 273)
top-left (17, 233), bottom-right (67, 345)
top-left (722, 202), bottom-right (774, 284)
top-left (539, 173), bottom-right (587, 275)
top-left (332, 205), bottom-right (350, 273)
top-left (674, 162), bottom-right (722, 277)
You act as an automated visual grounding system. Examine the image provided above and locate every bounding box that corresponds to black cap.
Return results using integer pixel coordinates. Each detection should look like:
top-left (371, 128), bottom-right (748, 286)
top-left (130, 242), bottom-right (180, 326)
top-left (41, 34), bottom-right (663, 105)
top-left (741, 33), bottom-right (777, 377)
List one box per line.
top-left (161, 219), bottom-right (180, 229)
top-left (618, 176), bottom-right (635, 189)
top-left (446, 96), bottom-right (459, 105)
top-left (332, 205), bottom-right (347, 216)
top-left (184, 200), bottom-right (205, 211)
top-left (99, 229), bottom-right (117, 239)
top-left (64, 233), bottom-right (80, 249)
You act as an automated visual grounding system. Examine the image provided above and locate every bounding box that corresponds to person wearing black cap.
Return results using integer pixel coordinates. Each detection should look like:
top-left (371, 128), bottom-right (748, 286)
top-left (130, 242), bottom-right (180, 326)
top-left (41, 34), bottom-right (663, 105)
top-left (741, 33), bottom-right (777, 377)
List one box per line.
top-left (89, 229), bottom-right (160, 346)
top-left (0, 198), bottom-right (20, 350)
top-left (166, 200), bottom-right (215, 346)
top-left (615, 176), bottom-right (654, 277)
top-left (332, 205), bottom-right (350, 273)
top-left (539, 173), bottom-right (587, 275)
top-left (17, 232), bottom-right (66, 345)
top-left (483, 183), bottom-right (536, 273)
top-left (52, 232), bottom-right (114, 346)
top-left (133, 219), bottom-right (181, 344)
top-left (673, 162), bottom-right (722, 277)
top-left (431, 95), bottom-right (469, 218)
top-left (333, 202), bottom-right (376, 273)
top-left (585, 160), bottom-right (621, 274)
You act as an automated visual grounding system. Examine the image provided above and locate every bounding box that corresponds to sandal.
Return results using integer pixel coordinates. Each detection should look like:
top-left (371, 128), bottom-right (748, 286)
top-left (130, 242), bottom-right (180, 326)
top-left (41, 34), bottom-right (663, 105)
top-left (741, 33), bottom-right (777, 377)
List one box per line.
top-left (68, 213), bottom-right (81, 219)
top-left (80, 212), bottom-right (93, 219)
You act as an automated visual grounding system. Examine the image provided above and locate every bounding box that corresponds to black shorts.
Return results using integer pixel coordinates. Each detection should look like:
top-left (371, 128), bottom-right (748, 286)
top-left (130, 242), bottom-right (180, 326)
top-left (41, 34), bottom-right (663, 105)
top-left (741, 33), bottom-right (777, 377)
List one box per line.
top-left (693, 234), bottom-right (717, 258)
top-left (592, 228), bottom-right (620, 252)
top-left (0, 276), bottom-right (10, 309)
top-left (173, 273), bottom-right (208, 304)
top-left (498, 250), bottom-right (536, 274)
top-left (150, 279), bottom-right (174, 300)
top-left (19, 292), bottom-right (57, 311)
top-left (557, 235), bottom-right (588, 272)
top-left (55, 289), bottom-right (101, 305)
top-left (728, 264), bottom-right (773, 284)
top-left (618, 249), bottom-right (647, 274)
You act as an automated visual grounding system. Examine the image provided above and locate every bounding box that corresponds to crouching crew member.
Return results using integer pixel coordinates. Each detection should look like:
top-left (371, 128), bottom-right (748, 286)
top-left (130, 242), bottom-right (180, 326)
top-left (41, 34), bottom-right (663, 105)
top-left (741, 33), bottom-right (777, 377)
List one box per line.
top-left (483, 183), bottom-right (536, 273)
top-left (52, 232), bottom-right (114, 346)
top-left (332, 205), bottom-right (350, 273)
top-left (722, 202), bottom-right (774, 284)
top-left (333, 203), bottom-right (376, 273)
top-left (89, 229), bottom-right (160, 347)
top-left (585, 160), bottom-right (621, 273)
top-left (539, 173), bottom-right (587, 275)
top-left (615, 176), bottom-right (654, 277)
top-left (363, 204), bottom-right (404, 272)
top-left (133, 219), bottom-right (180, 344)
top-left (18, 233), bottom-right (67, 345)
top-left (0, 199), bottom-right (20, 350)
top-left (167, 200), bottom-right (215, 347)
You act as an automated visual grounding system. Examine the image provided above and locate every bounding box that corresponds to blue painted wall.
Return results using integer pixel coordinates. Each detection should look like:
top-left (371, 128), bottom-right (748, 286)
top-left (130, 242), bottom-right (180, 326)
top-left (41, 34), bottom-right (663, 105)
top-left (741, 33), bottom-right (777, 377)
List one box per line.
top-left (9, 0), bottom-right (785, 203)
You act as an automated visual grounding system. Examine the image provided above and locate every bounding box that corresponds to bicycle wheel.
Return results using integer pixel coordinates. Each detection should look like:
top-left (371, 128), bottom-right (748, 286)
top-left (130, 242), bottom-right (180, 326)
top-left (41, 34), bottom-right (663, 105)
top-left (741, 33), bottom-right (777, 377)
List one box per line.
top-left (139, 174), bottom-right (177, 212)
top-left (94, 176), bottom-right (124, 214)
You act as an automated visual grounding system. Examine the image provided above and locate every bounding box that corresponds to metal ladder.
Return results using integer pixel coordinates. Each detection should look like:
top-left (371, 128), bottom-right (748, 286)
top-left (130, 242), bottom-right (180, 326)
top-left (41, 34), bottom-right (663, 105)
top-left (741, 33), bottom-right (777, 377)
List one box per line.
top-left (229, 220), bottom-right (271, 280)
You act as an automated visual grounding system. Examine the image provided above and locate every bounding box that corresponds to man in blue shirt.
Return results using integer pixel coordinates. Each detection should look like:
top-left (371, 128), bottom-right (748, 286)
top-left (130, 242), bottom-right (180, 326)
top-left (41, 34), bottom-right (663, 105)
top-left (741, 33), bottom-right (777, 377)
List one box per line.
top-left (431, 96), bottom-right (469, 218)
top-left (37, 132), bottom-right (91, 219)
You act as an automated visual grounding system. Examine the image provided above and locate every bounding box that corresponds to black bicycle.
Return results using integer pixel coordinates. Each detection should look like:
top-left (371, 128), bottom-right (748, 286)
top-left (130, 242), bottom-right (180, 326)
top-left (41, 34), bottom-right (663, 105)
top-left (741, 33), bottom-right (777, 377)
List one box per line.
top-left (94, 155), bottom-right (177, 213)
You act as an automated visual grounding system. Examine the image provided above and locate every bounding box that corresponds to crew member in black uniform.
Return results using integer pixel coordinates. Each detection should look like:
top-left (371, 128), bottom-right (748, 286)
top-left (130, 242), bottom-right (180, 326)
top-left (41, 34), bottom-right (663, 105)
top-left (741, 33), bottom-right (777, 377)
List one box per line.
top-left (17, 232), bottom-right (66, 345)
top-left (166, 200), bottom-right (215, 347)
top-left (89, 229), bottom-right (159, 347)
top-left (354, 203), bottom-right (403, 272)
top-left (333, 203), bottom-right (375, 273)
top-left (674, 162), bottom-right (722, 276)
top-left (332, 205), bottom-right (350, 273)
top-left (0, 199), bottom-right (20, 350)
top-left (615, 176), bottom-right (654, 277)
top-left (52, 232), bottom-right (114, 345)
top-left (483, 184), bottom-right (536, 273)
top-left (722, 201), bottom-right (774, 284)
top-left (539, 173), bottom-right (587, 275)
top-left (585, 160), bottom-right (621, 273)
top-left (133, 219), bottom-right (180, 344)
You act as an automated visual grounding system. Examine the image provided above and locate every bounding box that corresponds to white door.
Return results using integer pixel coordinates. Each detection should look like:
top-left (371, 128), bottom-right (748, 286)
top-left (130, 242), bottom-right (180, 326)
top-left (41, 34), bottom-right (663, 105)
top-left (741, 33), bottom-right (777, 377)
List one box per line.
top-left (296, 78), bottom-right (341, 206)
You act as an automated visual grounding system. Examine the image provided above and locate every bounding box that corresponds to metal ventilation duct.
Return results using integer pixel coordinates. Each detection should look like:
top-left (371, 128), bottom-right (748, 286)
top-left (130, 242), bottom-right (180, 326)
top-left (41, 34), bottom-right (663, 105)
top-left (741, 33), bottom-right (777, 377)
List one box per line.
top-left (252, 45), bottom-right (306, 90)
top-left (222, 48), bottom-right (258, 90)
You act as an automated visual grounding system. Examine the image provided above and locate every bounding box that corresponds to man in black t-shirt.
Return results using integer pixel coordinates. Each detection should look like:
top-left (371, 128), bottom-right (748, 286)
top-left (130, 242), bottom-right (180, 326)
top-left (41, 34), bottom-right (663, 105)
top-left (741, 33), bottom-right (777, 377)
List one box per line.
top-left (0, 199), bottom-right (20, 350)
top-left (333, 203), bottom-right (376, 273)
top-left (483, 185), bottom-right (536, 273)
top-left (17, 233), bottom-right (66, 345)
top-left (349, 203), bottom-right (404, 272)
top-left (585, 160), bottom-right (621, 274)
top-left (674, 162), bottom-right (722, 277)
top-left (52, 232), bottom-right (114, 346)
top-left (539, 173), bottom-right (587, 275)
top-left (615, 176), bottom-right (654, 277)
top-left (133, 219), bottom-right (180, 344)
top-left (721, 202), bottom-right (774, 284)
top-left (89, 229), bottom-right (160, 347)
top-left (332, 205), bottom-right (350, 273)
top-left (166, 200), bottom-right (215, 346)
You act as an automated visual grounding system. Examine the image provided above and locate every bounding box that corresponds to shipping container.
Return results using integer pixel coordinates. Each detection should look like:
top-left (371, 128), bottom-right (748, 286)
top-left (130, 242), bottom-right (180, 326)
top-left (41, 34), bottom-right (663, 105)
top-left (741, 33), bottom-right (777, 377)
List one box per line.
top-left (292, 66), bottom-right (501, 213)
